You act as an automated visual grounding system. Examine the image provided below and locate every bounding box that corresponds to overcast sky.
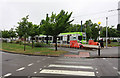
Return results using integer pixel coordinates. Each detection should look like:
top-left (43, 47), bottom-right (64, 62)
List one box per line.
top-left (0, 0), bottom-right (119, 30)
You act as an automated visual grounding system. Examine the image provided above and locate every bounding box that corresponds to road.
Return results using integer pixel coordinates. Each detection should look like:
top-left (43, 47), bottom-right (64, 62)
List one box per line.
top-left (0, 48), bottom-right (120, 78)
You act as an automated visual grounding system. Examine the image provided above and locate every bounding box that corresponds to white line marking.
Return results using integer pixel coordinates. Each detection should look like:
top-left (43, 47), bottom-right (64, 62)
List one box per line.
top-left (44, 66), bottom-right (47, 67)
top-left (4, 73), bottom-right (12, 77)
top-left (113, 67), bottom-right (117, 70)
top-left (118, 72), bottom-right (120, 75)
top-left (48, 64), bottom-right (93, 69)
top-left (28, 63), bottom-right (34, 66)
top-left (40, 69), bottom-right (95, 76)
top-left (16, 67), bottom-right (25, 71)
top-left (96, 71), bottom-right (99, 73)
top-left (34, 72), bottom-right (37, 74)
top-left (102, 58), bottom-right (106, 60)
top-left (40, 68), bottom-right (42, 70)
top-left (95, 68), bottom-right (97, 70)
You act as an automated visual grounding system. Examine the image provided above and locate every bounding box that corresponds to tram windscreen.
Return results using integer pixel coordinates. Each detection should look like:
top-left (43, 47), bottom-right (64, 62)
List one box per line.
top-left (78, 36), bottom-right (82, 40)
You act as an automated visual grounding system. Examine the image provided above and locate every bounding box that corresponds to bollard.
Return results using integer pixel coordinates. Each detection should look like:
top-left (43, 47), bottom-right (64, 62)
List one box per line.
top-left (98, 43), bottom-right (100, 56)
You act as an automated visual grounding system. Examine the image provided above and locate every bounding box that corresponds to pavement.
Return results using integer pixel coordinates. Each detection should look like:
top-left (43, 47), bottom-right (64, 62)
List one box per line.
top-left (89, 47), bottom-right (119, 58)
top-left (52, 47), bottom-right (119, 58)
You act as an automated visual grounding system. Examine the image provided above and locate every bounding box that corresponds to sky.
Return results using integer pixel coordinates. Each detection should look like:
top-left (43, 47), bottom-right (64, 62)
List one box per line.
top-left (0, 0), bottom-right (119, 30)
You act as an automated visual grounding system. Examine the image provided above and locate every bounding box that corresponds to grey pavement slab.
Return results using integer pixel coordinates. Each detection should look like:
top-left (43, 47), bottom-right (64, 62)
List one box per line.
top-left (89, 47), bottom-right (119, 57)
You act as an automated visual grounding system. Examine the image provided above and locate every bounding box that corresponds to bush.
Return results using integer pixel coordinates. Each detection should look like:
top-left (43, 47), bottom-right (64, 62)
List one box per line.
top-left (34, 42), bottom-right (51, 47)
top-left (16, 41), bottom-right (20, 44)
top-left (9, 41), bottom-right (13, 43)
top-left (112, 40), bottom-right (117, 42)
top-left (3, 40), bottom-right (7, 43)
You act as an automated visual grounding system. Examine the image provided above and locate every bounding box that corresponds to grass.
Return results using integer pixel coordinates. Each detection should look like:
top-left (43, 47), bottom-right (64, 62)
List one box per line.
top-left (1, 42), bottom-right (68, 56)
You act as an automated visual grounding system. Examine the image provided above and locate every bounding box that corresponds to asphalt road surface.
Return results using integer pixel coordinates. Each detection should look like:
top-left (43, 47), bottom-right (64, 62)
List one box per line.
top-left (0, 50), bottom-right (120, 78)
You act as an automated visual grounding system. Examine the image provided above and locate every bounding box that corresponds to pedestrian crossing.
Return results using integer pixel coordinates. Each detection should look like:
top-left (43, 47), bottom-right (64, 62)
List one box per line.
top-left (40, 58), bottom-right (96, 76)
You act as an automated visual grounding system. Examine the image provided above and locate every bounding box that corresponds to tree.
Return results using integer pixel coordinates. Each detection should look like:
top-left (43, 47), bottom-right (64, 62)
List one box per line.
top-left (117, 24), bottom-right (120, 37)
top-left (17, 15), bottom-right (29, 51)
top-left (40, 14), bottom-right (52, 44)
top-left (9, 28), bottom-right (16, 43)
top-left (43, 10), bottom-right (73, 51)
top-left (84, 20), bottom-right (92, 41)
top-left (28, 22), bottom-right (40, 48)
top-left (2, 30), bottom-right (10, 39)
top-left (91, 23), bottom-right (99, 41)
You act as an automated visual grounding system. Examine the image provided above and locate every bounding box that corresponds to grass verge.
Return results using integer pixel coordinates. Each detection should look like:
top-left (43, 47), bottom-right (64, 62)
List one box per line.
top-left (1, 42), bottom-right (68, 56)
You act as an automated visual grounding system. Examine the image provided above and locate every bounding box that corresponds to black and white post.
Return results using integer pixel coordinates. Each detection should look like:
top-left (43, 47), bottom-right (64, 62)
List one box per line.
top-left (106, 17), bottom-right (108, 48)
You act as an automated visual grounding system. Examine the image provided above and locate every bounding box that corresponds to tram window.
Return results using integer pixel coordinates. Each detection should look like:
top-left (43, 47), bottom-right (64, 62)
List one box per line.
top-left (45, 37), bottom-right (47, 40)
top-left (39, 38), bottom-right (42, 40)
top-left (61, 36), bottom-right (63, 40)
top-left (83, 37), bottom-right (86, 40)
top-left (78, 36), bottom-right (82, 40)
top-left (57, 37), bottom-right (60, 40)
top-left (73, 37), bottom-right (76, 40)
top-left (49, 37), bottom-right (52, 40)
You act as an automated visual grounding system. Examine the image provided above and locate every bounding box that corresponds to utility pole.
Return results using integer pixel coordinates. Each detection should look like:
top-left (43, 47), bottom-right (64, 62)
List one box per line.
top-left (81, 21), bottom-right (82, 32)
top-left (106, 17), bottom-right (108, 48)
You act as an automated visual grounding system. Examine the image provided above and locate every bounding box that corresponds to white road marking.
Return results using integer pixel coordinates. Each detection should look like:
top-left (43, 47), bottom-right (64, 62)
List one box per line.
top-left (113, 67), bottom-right (117, 70)
top-left (96, 71), bottom-right (99, 73)
top-left (48, 57), bottom-right (51, 58)
top-left (102, 58), bottom-right (106, 60)
top-left (16, 67), bottom-right (25, 71)
top-left (95, 68), bottom-right (97, 70)
top-left (40, 69), bottom-right (95, 76)
top-left (28, 63), bottom-right (34, 66)
top-left (34, 72), bottom-right (37, 74)
top-left (44, 66), bottom-right (47, 67)
top-left (48, 64), bottom-right (93, 69)
top-left (118, 72), bottom-right (120, 75)
top-left (40, 68), bottom-right (42, 70)
top-left (4, 73), bottom-right (12, 77)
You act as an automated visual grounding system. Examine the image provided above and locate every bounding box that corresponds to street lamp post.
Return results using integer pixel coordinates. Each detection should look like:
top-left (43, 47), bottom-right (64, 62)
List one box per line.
top-left (106, 17), bottom-right (108, 48)
top-left (98, 22), bottom-right (101, 56)
top-left (84, 24), bottom-right (87, 44)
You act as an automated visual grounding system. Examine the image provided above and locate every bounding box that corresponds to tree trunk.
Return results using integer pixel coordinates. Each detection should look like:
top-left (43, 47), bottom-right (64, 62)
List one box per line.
top-left (32, 39), bottom-right (34, 48)
top-left (24, 38), bottom-right (26, 51)
top-left (54, 36), bottom-right (57, 51)
top-left (46, 35), bottom-right (48, 44)
top-left (12, 37), bottom-right (13, 43)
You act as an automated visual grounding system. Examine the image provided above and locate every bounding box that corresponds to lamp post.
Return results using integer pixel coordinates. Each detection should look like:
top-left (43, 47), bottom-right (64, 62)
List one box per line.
top-left (98, 22), bottom-right (101, 56)
top-left (98, 22), bottom-right (101, 41)
top-left (84, 24), bottom-right (87, 44)
top-left (106, 17), bottom-right (108, 48)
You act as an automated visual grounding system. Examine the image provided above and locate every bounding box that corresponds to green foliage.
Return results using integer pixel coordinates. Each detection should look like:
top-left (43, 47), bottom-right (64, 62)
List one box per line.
top-left (91, 23), bottom-right (99, 41)
top-left (2, 30), bottom-right (10, 38)
top-left (16, 15), bottom-right (29, 39)
top-left (41, 10), bottom-right (73, 51)
top-left (101, 26), bottom-right (118, 37)
top-left (9, 28), bottom-right (16, 38)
